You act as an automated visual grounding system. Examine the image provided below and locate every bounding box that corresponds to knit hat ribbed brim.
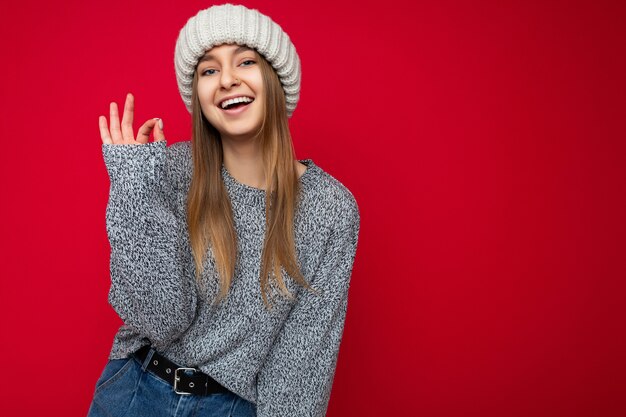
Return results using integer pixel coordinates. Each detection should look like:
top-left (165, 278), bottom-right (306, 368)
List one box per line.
top-left (174, 3), bottom-right (301, 118)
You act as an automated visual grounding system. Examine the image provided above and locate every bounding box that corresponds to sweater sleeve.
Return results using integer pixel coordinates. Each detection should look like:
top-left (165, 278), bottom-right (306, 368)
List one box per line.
top-left (256, 194), bottom-right (361, 417)
top-left (102, 140), bottom-right (197, 352)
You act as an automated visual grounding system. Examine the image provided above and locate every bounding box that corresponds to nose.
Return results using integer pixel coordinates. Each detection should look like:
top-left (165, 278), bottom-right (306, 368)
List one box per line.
top-left (219, 66), bottom-right (240, 89)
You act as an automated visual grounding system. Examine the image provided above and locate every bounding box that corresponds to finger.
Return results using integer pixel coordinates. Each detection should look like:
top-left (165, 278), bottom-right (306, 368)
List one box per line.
top-left (109, 102), bottom-right (122, 144)
top-left (99, 116), bottom-right (113, 144)
top-left (121, 92), bottom-right (135, 142)
top-left (136, 119), bottom-right (157, 144)
top-left (153, 118), bottom-right (166, 142)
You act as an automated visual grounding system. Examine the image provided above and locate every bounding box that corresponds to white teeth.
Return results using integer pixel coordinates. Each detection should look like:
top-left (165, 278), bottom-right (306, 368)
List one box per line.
top-left (220, 96), bottom-right (254, 109)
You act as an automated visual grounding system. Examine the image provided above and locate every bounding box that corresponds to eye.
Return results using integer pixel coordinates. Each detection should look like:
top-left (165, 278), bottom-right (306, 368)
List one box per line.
top-left (200, 60), bottom-right (255, 76)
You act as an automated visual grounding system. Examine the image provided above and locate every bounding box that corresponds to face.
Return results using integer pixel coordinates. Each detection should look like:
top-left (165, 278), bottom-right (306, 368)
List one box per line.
top-left (195, 44), bottom-right (264, 143)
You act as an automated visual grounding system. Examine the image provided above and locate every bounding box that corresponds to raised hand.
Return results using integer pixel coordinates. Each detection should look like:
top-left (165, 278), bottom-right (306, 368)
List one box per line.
top-left (99, 93), bottom-right (165, 145)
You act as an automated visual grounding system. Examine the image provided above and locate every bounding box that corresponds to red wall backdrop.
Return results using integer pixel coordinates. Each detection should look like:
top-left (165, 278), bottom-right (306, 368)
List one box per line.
top-left (1, 0), bottom-right (624, 416)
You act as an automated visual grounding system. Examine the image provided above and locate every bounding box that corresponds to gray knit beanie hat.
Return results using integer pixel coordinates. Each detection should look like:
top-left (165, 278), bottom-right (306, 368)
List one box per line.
top-left (174, 3), bottom-right (302, 118)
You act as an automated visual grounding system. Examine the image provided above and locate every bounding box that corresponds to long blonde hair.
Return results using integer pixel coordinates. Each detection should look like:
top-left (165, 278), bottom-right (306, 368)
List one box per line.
top-left (186, 48), bottom-right (319, 310)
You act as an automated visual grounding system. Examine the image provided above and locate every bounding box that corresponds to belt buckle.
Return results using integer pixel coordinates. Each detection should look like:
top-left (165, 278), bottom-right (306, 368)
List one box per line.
top-left (174, 367), bottom-right (198, 395)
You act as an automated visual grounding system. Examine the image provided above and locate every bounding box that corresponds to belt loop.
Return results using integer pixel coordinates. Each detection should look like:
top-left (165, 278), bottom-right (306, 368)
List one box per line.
top-left (141, 347), bottom-right (156, 371)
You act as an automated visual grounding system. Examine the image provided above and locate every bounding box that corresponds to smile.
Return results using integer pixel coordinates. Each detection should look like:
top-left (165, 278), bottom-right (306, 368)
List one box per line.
top-left (220, 99), bottom-right (254, 116)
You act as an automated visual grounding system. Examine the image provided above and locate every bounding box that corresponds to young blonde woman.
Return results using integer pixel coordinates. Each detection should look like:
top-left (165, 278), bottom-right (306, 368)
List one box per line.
top-left (88, 4), bottom-right (360, 417)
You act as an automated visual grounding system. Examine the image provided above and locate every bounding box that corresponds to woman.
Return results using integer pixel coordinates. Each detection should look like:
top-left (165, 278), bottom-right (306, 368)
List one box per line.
top-left (88, 4), bottom-right (360, 417)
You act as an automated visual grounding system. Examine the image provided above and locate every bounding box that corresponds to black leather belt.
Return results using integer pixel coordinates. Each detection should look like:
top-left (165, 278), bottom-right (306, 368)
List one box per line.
top-left (132, 344), bottom-right (231, 396)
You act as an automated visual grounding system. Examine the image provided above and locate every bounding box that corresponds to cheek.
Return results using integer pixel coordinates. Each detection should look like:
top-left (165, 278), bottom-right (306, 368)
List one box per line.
top-left (250, 76), bottom-right (265, 114)
top-left (196, 83), bottom-right (214, 106)
top-left (196, 85), bottom-right (220, 120)
top-left (251, 73), bottom-right (264, 94)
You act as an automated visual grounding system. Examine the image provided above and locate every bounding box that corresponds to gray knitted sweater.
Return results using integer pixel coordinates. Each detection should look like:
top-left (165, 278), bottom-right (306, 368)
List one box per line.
top-left (101, 140), bottom-right (360, 417)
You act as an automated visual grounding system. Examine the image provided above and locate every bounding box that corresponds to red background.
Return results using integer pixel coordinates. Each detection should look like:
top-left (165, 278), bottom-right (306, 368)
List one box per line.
top-left (1, 0), bottom-right (625, 416)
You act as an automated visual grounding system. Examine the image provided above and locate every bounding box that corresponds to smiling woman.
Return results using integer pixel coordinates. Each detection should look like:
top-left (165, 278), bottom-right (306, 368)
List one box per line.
top-left (186, 40), bottom-right (318, 303)
top-left (194, 44), bottom-right (266, 146)
top-left (90, 3), bottom-right (361, 417)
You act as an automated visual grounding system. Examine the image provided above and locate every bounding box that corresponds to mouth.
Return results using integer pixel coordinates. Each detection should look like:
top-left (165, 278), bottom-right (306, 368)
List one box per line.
top-left (219, 96), bottom-right (255, 116)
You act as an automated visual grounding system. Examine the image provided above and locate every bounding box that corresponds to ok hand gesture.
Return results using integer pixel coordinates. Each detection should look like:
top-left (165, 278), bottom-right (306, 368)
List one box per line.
top-left (99, 93), bottom-right (165, 145)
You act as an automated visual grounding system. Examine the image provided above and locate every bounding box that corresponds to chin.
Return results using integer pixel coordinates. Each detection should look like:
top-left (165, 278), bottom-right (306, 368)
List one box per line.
top-left (221, 120), bottom-right (263, 138)
top-left (222, 126), bottom-right (262, 139)
top-left (205, 108), bottom-right (261, 133)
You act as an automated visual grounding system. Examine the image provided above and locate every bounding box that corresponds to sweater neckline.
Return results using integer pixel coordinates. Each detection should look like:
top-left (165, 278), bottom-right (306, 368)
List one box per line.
top-left (221, 159), bottom-right (317, 205)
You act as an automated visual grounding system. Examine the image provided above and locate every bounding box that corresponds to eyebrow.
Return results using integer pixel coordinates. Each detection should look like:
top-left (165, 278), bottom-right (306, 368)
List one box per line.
top-left (197, 46), bottom-right (255, 65)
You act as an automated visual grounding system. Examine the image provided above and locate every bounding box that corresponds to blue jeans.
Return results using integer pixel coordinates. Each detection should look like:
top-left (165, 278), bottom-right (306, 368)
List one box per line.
top-left (87, 350), bottom-right (257, 417)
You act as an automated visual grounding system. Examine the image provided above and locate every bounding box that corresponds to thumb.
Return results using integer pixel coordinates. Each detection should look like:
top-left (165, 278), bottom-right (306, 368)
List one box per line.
top-left (153, 117), bottom-right (166, 142)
